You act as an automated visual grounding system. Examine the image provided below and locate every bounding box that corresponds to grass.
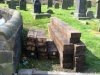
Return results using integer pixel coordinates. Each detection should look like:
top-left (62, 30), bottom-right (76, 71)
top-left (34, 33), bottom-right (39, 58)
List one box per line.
top-left (1, 3), bottom-right (100, 73)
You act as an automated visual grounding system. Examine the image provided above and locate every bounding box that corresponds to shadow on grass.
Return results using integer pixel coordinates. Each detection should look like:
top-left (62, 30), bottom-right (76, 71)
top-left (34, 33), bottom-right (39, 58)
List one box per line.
top-left (85, 48), bottom-right (100, 73)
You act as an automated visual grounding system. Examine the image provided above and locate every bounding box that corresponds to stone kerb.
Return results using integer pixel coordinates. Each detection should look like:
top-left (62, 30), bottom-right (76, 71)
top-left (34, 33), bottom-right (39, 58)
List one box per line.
top-left (0, 7), bottom-right (23, 75)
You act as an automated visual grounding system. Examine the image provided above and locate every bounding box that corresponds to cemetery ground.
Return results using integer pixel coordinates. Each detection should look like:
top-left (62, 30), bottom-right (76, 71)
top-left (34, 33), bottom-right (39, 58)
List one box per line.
top-left (1, 3), bottom-right (100, 73)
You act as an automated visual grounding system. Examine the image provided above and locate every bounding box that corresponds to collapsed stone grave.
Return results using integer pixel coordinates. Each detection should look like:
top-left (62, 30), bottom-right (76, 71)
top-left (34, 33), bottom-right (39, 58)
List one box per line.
top-left (0, 7), bottom-right (23, 75)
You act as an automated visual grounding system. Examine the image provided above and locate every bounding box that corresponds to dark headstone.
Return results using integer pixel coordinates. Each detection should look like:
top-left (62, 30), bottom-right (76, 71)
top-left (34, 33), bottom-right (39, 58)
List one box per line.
top-left (87, 1), bottom-right (91, 8)
top-left (19, 0), bottom-right (26, 10)
top-left (0, 15), bottom-right (2, 18)
top-left (95, 0), bottom-right (100, 19)
top-left (74, 0), bottom-right (87, 19)
top-left (33, 0), bottom-right (41, 13)
top-left (54, 3), bottom-right (59, 9)
top-left (68, 0), bottom-right (74, 7)
top-left (47, 0), bottom-right (53, 7)
top-left (8, 1), bottom-right (16, 9)
top-left (62, 0), bottom-right (69, 9)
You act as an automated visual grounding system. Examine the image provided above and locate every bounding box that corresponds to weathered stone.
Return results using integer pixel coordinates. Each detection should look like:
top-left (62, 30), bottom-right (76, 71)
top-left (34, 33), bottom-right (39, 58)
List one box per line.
top-left (87, 0), bottom-right (91, 8)
top-left (54, 3), bottom-right (59, 9)
top-left (18, 69), bottom-right (33, 75)
top-left (0, 63), bottom-right (14, 75)
top-left (62, 0), bottom-right (69, 9)
top-left (95, 0), bottom-right (100, 19)
top-left (47, 9), bottom-right (54, 14)
top-left (86, 11), bottom-right (94, 19)
top-left (0, 51), bottom-right (13, 64)
top-left (33, 0), bottom-right (41, 13)
top-left (47, 0), bottom-right (53, 7)
top-left (0, 7), bottom-right (23, 74)
top-left (33, 13), bottom-right (51, 19)
top-left (74, 0), bottom-right (87, 19)
top-left (19, 0), bottom-right (27, 10)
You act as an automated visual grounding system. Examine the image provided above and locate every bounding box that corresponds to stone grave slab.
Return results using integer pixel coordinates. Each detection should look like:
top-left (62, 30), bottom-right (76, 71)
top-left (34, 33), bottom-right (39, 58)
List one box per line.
top-left (33, 13), bottom-right (51, 19)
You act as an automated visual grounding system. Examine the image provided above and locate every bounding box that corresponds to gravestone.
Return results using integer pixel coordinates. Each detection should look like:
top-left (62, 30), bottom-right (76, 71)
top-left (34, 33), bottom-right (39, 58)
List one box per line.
top-left (54, 3), bottom-right (59, 9)
top-left (86, 11), bottom-right (94, 19)
top-left (47, 0), bottom-right (53, 8)
top-left (19, 0), bottom-right (26, 10)
top-left (33, 0), bottom-right (41, 13)
top-left (87, 0), bottom-right (91, 8)
top-left (74, 0), bottom-right (87, 19)
top-left (62, 0), bottom-right (69, 9)
top-left (68, 0), bottom-right (74, 7)
top-left (95, 0), bottom-right (100, 19)
top-left (95, 0), bottom-right (100, 31)
top-left (7, 0), bottom-right (16, 9)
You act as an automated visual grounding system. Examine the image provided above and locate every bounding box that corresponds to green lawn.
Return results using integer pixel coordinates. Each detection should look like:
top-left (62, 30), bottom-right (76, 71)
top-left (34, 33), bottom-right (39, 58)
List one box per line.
top-left (1, 3), bottom-right (100, 73)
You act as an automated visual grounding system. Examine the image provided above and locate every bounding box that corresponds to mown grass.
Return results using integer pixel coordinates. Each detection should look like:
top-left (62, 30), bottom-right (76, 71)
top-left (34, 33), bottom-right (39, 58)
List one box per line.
top-left (1, 3), bottom-right (100, 73)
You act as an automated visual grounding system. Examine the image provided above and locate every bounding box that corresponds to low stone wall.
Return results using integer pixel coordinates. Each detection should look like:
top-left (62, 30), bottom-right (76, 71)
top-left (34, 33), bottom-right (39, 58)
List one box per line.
top-left (0, 7), bottom-right (23, 75)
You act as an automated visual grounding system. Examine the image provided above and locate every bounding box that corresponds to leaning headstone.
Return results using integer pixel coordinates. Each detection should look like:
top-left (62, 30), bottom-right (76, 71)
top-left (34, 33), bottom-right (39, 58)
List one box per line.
top-left (95, 0), bottom-right (100, 19)
top-left (62, 0), bottom-right (69, 9)
top-left (74, 0), bottom-right (87, 19)
top-left (54, 3), bottom-right (59, 9)
top-left (33, 0), bottom-right (41, 13)
top-left (87, 0), bottom-right (91, 8)
top-left (19, 0), bottom-right (26, 10)
top-left (47, 0), bottom-right (53, 8)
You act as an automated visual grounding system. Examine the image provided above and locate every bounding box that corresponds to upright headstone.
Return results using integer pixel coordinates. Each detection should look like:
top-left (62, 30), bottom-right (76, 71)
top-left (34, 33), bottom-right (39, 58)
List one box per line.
top-left (62, 0), bottom-right (69, 9)
top-left (33, 0), bottom-right (41, 13)
top-left (54, 3), bottom-right (59, 9)
top-left (95, 0), bottom-right (100, 31)
top-left (87, 0), bottom-right (91, 8)
top-left (47, 0), bottom-right (53, 8)
top-left (19, 0), bottom-right (26, 10)
top-left (8, 0), bottom-right (16, 9)
top-left (74, 0), bottom-right (87, 19)
top-left (95, 0), bottom-right (100, 19)
top-left (68, 0), bottom-right (74, 7)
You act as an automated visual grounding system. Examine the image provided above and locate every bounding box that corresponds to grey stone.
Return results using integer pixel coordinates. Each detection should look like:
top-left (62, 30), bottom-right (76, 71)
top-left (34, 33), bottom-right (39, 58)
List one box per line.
top-left (47, 0), bottom-right (53, 7)
top-left (86, 11), bottom-right (94, 19)
top-left (0, 51), bottom-right (13, 64)
top-left (54, 3), bottom-right (59, 9)
top-left (18, 69), bottom-right (33, 75)
top-left (33, 13), bottom-right (51, 19)
top-left (74, 0), bottom-right (87, 19)
top-left (33, 0), bottom-right (41, 13)
top-left (19, 0), bottom-right (27, 10)
top-left (95, 0), bottom-right (100, 19)
top-left (47, 9), bottom-right (53, 14)
top-left (87, 0), bottom-right (91, 8)
top-left (62, 0), bottom-right (69, 9)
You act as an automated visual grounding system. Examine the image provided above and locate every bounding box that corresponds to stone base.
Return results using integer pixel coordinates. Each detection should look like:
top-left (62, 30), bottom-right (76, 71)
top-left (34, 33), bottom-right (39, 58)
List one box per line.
top-left (33, 13), bottom-right (51, 19)
top-left (74, 13), bottom-right (90, 20)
